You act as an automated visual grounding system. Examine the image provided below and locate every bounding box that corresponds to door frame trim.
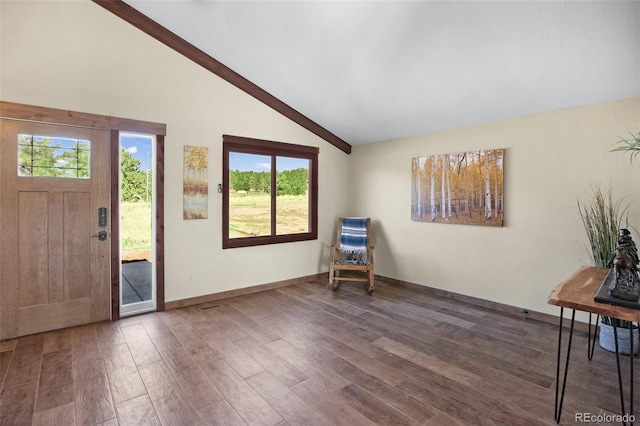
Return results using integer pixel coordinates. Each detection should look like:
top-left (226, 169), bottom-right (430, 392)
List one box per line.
top-left (1, 101), bottom-right (166, 321)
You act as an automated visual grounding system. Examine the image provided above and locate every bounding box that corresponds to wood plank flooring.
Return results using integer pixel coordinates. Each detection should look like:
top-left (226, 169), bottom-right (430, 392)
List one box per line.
top-left (0, 278), bottom-right (636, 425)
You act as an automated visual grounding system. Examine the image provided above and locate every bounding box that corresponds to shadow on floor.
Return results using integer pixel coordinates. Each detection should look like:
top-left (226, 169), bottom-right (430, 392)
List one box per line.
top-left (122, 260), bottom-right (152, 305)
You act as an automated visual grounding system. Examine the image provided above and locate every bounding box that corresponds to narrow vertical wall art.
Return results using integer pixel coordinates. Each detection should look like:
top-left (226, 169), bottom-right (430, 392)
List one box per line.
top-left (183, 145), bottom-right (209, 220)
top-left (411, 149), bottom-right (504, 226)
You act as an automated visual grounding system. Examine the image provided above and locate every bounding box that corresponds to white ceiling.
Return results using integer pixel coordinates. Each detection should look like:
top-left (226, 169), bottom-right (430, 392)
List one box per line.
top-left (124, 0), bottom-right (640, 146)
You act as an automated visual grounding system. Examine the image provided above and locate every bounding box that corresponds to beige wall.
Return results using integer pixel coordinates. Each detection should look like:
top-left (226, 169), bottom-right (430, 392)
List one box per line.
top-left (3, 1), bottom-right (639, 317)
top-left (0, 0), bottom-right (350, 302)
top-left (350, 97), bottom-right (640, 316)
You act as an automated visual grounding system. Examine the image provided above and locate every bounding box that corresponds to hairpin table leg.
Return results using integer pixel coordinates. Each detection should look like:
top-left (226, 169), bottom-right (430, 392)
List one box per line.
top-left (628, 322), bottom-right (634, 425)
top-left (555, 307), bottom-right (575, 423)
top-left (588, 313), bottom-right (599, 360)
top-left (613, 324), bottom-right (628, 425)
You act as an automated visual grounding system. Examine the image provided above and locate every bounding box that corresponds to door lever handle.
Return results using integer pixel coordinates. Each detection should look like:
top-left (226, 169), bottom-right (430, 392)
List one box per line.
top-left (91, 231), bottom-right (109, 241)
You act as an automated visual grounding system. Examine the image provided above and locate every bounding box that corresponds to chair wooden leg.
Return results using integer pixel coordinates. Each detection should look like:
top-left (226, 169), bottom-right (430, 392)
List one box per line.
top-left (367, 270), bottom-right (374, 293)
top-left (328, 265), bottom-right (339, 290)
top-left (332, 270), bottom-right (341, 290)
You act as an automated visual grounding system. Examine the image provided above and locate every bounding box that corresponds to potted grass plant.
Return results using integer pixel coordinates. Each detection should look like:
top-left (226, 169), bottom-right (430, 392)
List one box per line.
top-left (611, 131), bottom-right (640, 162)
top-left (578, 184), bottom-right (638, 354)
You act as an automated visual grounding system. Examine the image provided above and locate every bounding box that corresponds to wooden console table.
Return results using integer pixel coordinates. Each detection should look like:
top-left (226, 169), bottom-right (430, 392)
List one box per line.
top-left (549, 266), bottom-right (639, 424)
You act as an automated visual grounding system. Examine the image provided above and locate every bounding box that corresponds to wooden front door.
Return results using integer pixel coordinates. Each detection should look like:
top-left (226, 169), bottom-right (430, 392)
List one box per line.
top-left (0, 119), bottom-right (111, 339)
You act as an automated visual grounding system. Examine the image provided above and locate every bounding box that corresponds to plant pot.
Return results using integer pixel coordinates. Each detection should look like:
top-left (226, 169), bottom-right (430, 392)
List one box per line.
top-left (599, 322), bottom-right (639, 355)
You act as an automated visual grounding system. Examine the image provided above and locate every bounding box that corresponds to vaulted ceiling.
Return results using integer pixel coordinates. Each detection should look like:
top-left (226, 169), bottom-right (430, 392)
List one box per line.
top-left (110, 1), bottom-right (639, 152)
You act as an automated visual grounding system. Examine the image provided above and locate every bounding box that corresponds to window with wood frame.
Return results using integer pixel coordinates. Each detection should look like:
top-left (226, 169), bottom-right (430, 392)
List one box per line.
top-left (222, 135), bottom-right (318, 249)
top-left (18, 134), bottom-right (90, 178)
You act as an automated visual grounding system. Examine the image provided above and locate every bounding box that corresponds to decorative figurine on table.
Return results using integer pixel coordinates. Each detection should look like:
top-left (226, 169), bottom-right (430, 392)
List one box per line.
top-left (606, 228), bottom-right (640, 301)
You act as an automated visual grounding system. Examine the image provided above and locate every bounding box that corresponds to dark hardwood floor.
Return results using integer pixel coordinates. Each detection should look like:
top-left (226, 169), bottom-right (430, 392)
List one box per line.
top-left (0, 278), bottom-right (635, 425)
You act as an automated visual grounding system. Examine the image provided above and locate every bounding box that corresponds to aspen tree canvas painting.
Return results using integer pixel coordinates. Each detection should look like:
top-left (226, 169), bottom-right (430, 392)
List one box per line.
top-left (183, 145), bottom-right (209, 220)
top-left (411, 149), bottom-right (504, 226)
